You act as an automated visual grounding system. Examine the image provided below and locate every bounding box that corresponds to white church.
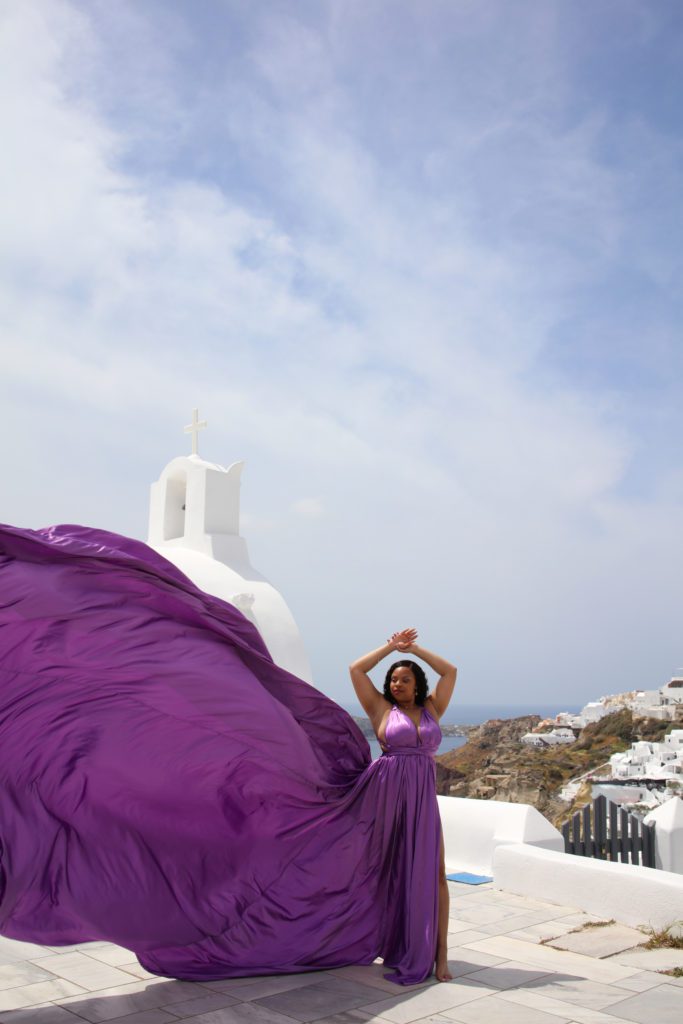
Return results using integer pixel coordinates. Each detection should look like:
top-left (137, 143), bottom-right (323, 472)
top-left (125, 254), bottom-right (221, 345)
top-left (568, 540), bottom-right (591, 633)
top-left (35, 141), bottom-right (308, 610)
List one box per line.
top-left (147, 410), bottom-right (312, 682)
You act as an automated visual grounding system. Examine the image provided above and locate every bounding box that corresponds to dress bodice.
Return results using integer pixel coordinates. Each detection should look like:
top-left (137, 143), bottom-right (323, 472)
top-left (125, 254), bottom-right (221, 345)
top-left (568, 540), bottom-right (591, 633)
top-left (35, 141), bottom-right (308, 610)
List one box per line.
top-left (381, 704), bottom-right (442, 756)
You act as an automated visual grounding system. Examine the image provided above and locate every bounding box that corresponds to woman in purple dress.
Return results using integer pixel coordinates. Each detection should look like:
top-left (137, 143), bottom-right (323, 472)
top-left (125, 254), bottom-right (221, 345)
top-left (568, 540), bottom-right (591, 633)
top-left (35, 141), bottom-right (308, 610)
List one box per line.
top-left (350, 628), bottom-right (457, 983)
top-left (0, 524), bottom-right (456, 986)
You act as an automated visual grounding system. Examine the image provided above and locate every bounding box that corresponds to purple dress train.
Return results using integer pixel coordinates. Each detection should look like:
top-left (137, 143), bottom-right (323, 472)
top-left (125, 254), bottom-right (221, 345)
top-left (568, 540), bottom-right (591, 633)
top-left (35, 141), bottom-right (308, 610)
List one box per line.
top-left (0, 523), bottom-right (441, 986)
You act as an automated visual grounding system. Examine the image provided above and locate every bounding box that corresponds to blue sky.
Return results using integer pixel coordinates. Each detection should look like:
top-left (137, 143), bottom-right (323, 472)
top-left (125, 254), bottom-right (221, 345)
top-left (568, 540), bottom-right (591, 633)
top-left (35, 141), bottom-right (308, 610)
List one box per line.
top-left (1, 0), bottom-right (681, 709)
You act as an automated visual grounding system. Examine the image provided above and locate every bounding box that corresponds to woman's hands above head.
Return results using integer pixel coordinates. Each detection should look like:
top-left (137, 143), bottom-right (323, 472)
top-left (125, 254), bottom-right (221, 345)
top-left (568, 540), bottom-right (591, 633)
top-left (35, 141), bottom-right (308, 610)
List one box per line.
top-left (387, 628), bottom-right (418, 653)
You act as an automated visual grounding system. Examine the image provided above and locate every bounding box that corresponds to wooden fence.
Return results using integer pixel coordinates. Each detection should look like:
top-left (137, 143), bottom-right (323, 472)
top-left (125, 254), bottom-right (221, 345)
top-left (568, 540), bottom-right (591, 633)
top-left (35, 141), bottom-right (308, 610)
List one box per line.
top-left (562, 794), bottom-right (656, 868)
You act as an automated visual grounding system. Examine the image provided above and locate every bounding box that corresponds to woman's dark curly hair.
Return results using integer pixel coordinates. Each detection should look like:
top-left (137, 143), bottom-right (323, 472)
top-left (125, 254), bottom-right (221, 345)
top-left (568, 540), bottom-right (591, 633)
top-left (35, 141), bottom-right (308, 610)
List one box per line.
top-left (383, 660), bottom-right (429, 707)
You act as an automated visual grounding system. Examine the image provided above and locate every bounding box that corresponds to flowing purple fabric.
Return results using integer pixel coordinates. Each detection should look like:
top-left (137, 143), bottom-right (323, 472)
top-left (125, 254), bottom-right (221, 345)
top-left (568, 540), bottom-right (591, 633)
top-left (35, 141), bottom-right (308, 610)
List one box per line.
top-left (0, 523), bottom-right (441, 985)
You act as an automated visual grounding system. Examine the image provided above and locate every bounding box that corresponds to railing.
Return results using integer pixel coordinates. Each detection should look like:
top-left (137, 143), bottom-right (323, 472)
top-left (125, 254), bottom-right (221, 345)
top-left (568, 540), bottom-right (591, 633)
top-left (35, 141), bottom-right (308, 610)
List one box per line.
top-left (562, 794), bottom-right (656, 868)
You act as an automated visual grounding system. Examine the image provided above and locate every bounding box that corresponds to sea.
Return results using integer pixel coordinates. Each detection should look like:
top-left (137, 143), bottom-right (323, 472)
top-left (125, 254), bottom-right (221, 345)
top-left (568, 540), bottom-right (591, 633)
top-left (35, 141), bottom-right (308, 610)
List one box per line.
top-left (341, 702), bottom-right (582, 762)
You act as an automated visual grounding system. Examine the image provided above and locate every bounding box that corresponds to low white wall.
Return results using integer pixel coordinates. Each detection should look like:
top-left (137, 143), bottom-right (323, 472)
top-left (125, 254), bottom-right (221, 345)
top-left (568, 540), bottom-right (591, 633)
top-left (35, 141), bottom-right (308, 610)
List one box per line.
top-left (437, 796), bottom-right (564, 875)
top-left (493, 843), bottom-right (683, 931)
top-left (644, 795), bottom-right (683, 874)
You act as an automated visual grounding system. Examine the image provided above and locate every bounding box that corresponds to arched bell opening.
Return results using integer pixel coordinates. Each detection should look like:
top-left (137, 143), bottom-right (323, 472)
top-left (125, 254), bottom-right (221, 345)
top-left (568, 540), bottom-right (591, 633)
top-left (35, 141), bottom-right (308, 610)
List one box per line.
top-left (163, 470), bottom-right (188, 541)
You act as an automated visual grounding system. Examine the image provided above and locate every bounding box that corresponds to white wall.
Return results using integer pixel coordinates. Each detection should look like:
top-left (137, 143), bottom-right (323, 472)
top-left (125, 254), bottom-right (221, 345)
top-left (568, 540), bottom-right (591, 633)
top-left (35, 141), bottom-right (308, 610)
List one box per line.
top-left (438, 796), bottom-right (563, 876)
top-left (644, 796), bottom-right (683, 874)
top-left (493, 843), bottom-right (683, 933)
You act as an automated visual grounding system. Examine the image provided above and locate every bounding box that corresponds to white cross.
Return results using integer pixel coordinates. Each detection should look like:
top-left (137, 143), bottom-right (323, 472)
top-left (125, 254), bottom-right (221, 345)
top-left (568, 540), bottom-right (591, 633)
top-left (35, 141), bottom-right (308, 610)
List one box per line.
top-left (184, 408), bottom-right (207, 455)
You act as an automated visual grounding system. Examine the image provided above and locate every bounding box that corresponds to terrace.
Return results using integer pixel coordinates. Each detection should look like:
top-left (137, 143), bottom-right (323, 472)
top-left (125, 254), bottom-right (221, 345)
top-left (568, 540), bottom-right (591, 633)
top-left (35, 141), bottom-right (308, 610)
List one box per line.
top-left (1, 877), bottom-right (682, 1024)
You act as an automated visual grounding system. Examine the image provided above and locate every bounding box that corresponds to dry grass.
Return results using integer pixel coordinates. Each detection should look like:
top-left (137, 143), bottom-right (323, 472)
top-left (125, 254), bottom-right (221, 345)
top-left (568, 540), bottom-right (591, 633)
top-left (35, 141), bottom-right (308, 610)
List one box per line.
top-left (539, 919), bottom-right (615, 944)
top-left (645, 923), bottom-right (683, 950)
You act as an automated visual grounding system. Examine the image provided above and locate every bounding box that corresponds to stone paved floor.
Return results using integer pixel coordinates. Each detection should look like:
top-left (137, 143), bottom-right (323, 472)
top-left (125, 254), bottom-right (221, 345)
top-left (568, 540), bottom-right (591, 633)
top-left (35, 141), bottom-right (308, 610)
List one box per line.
top-left (1, 882), bottom-right (682, 1024)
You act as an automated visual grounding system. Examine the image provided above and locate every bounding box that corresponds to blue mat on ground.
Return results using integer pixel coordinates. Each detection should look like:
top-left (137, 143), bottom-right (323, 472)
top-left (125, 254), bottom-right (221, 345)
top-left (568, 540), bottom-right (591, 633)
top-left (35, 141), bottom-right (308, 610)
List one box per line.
top-left (446, 871), bottom-right (492, 885)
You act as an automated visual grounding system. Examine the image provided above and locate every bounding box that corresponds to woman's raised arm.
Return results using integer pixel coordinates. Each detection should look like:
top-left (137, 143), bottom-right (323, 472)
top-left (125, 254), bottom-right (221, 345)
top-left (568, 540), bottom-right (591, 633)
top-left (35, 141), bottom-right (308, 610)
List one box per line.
top-left (349, 628), bottom-right (417, 721)
top-left (406, 643), bottom-right (457, 718)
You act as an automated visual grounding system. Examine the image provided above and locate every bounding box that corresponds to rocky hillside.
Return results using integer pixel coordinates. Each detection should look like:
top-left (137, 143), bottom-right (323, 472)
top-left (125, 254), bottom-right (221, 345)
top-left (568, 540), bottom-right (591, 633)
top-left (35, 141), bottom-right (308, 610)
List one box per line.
top-left (435, 709), bottom-right (675, 828)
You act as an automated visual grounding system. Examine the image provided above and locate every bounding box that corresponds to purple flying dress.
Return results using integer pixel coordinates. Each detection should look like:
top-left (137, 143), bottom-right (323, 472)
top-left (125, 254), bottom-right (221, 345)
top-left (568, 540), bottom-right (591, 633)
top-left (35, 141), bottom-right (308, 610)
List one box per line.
top-left (0, 523), bottom-right (441, 985)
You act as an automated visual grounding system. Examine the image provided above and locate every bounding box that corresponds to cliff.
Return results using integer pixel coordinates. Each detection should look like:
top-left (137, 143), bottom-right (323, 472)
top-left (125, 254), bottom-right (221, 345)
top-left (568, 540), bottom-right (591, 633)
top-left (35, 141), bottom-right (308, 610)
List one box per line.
top-left (435, 709), bottom-right (674, 828)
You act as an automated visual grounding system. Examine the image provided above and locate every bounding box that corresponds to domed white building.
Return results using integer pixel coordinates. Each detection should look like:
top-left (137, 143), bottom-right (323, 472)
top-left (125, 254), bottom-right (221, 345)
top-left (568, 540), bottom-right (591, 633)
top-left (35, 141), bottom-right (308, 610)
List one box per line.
top-left (147, 437), bottom-right (312, 682)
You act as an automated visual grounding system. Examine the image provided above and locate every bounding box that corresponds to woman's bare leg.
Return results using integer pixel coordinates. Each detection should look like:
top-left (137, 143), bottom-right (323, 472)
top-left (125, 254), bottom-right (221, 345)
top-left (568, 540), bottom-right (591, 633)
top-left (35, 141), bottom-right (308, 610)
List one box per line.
top-left (435, 827), bottom-right (453, 981)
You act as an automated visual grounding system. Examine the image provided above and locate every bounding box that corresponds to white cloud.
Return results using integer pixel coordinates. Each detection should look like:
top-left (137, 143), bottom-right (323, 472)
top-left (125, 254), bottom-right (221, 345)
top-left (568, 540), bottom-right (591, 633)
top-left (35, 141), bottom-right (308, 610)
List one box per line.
top-left (0, 0), bottom-right (681, 707)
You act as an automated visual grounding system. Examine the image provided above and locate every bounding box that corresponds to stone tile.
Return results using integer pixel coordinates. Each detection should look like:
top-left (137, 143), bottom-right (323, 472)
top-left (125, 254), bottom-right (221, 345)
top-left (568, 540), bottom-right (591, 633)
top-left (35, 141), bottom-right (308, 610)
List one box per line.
top-left (357, 980), bottom-right (495, 1024)
top-left (383, 1016), bottom-right (458, 1024)
top-left (441, 992), bottom-right (571, 1023)
top-left (505, 920), bottom-right (580, 944)
top-left (226, 973), bottom-right (330, 1001)
top-left (313, 1013), bottom-right (401, 1024)
top-left (447, 884), bottom-right (495, 896)
top-left (0, 970), bottom-right (87, 1011)
top-left (0, 1002), bottom-right (91, 1024)
top-left (519, 976), bottom-right (636, 1011)
top-left (609, 947), bottom-right (683, 970)
top-left (550, 914), bottom-right (604, 928)
top-left (179, 1004), bottom-right (317, 1024)
top-left (446, 922), bottom-right (481, 935)
top-left (499, 988), bottom-right (638, 1023)
top-left (162, 988), bottom-right (246, 1018)
top-left (0, 938), bottom-right (52, 963)
top-left (96, 1013), bottom-right (177, 1024)
top-left (42, 943), bottom-right (111, 954)
top-left (0, 962), bottom-right (56, 991)
top-left (29, 951), bottom-right (143, 991)
top-left (606, 984), bottom-right (683, 1024)
top-left (612, 970), bottom-right (674, 993)
top-left (448, 897), bottom-right (488, 908)
top-left (0, 977), bottom-right (86, 1013)
top-left (116, 962), bottom-right (165, 981)
top-left (462, 961), bottom-right (552, 991)
top-left (474, 913), bottom-right (562, 937)
top-left (198, 977), bottom-right (291, 994)
top-left (79, 946), bottom-right (139, 968)
top-left (455, 906), bottom-right (522, 926)
top-left (492, 897), bottom-right (582, 916)
top-left (546, 925), bottom-right (647, 959)
top-left (323, 965), bottom-right (431, 995)
top-left (446, 950), bottom-right (506, 974)
top-left (445, 932), bottom-right (490, 950)
top-left (462, 936), bottom-right (639, 982)
top-left (57, 979), bottom-right (204, 1022)
top-left (253, 978), bottom-right (388, 1022)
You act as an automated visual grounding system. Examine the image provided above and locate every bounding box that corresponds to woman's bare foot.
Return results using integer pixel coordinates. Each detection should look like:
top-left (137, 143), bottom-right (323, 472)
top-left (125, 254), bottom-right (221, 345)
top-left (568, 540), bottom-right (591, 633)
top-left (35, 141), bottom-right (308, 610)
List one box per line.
top-left (434, 955), bottom-right (453, 982)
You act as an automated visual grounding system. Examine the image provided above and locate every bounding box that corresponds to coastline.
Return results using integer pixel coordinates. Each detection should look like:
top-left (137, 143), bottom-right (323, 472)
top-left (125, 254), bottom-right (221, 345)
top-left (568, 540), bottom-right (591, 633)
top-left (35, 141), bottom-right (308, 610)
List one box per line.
top-left (347, 703), bottom-right (582, 762)
top-left (346, 703), bottom-right (581, 738)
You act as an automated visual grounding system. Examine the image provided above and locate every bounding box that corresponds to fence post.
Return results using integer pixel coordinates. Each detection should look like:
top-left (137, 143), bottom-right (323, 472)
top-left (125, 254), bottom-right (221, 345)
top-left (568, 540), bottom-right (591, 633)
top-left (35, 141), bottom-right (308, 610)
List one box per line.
top-left (594, 795), bottom-right (606, 858)
top-left (608, 801), bottom-right (618, 861)
top-left (572, 810), bottom-right (583, 856)
top-left (620, 807), bottom-right (630, 863)
top-left (563, 796), bottom-right (661, 869)
top-left (583, 803), bottom-right (593, 857)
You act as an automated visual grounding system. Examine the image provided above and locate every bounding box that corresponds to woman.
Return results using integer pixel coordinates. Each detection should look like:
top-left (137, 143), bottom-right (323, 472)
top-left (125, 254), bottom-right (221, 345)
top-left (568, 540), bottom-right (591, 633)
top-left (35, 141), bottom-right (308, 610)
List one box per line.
top-left (0, 522), bottom-right (455, 986)
top-left (350, 629), bottom-right (457, 983)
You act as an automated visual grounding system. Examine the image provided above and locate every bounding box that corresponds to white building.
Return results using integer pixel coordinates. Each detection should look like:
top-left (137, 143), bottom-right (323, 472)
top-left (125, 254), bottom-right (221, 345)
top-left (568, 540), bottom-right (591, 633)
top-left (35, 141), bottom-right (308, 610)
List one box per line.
top-left (661, 673), bottom-right (683, 708)
top-left (147, 418), bottom-right (312, 682)
top-left (521, 727), bottom-right (576, 748)
top-left (556, 675), bottom-right (683, 730)
top-left (608, 730), bottom-right (683, 782)
top-left (580, 701), bottom-right (610, 724)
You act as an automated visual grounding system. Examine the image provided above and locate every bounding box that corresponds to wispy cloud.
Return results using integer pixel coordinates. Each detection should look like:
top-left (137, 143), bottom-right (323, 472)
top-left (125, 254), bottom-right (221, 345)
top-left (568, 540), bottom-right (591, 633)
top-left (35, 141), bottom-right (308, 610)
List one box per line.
top-left (1, 0), bottom-right (681, 705)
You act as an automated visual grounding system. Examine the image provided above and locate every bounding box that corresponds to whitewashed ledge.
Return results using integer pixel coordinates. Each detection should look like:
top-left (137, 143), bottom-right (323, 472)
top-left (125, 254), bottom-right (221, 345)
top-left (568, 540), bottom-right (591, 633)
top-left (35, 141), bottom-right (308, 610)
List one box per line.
top-left (437, 795), bottom-right (564, 875)
top-left (494, 842), bottom-right (683, 932)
